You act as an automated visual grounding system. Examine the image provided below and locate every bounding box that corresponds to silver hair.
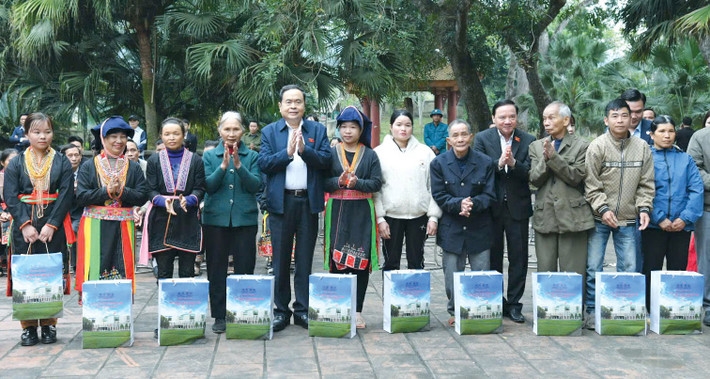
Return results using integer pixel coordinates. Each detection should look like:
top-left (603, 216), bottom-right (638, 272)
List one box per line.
top-left (447, 119), bottom-right (472, 134)
top-left (549, 101), bottom-right (572, 118)
top-left (218, 111), bottom-right (245, 131)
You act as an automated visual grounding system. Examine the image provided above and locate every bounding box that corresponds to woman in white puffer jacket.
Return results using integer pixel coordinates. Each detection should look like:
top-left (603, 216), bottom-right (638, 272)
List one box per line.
top-left (374, 110), bottom-right (442, 270)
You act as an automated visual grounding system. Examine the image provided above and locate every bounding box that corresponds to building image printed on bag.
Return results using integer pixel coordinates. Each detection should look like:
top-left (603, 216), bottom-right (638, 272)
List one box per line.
top-left (18, 285), bottom-right (62, 303)
top-left (226, 275), bottom-right (274, 340)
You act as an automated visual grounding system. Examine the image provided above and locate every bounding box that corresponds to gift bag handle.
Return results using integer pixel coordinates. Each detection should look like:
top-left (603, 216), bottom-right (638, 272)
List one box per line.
top-left (25, 241), bottom-right (50, 255)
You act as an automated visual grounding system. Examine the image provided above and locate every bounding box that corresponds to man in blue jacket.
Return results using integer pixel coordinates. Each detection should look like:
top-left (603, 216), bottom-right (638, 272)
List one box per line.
top-left (424, 109), bottom-right (448, 155)
top-left (430, 119), bottom-right (495, 326)
top-left (258, 84), bottom-right (331, 332)
top-left (9, 113), bottom-right (29, 151)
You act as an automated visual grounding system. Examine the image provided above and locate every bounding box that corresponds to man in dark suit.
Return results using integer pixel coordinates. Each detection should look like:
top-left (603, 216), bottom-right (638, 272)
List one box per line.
top-left (676, 116), bottom-right (695, 152)
top-left (430, 119), bottom-right (496, 326)
top-left (258, 84), bottom-right (332, 332)
top-left (473, 99), bottom-right (535, 323)
top-left (620, 89), bottom-right (653, 145)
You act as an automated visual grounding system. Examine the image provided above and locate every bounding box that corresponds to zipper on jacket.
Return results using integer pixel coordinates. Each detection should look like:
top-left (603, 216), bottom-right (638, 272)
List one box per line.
top-left (664, 150), bottom-right (672, 217)
top-left (616, 138), bottom-right (626, 215)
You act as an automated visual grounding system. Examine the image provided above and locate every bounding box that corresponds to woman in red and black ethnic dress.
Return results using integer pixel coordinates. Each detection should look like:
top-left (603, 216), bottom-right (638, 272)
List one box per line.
top-left (3, 113), bottom-right (74, 346)
top-left (323, 106), bottom-right (382, 329)
top-left (140, 118), bottom-right (205, 279)
top-left (75, 117), bottom-right (148, 295)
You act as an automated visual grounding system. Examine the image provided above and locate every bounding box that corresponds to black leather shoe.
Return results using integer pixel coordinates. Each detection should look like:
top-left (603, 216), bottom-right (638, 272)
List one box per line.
top-left (21, 327), bottom-right (39, 346)
top-left (703, 311), bottom-right (710, 327)
top-left (509, 308), bottom-right (525, 323)
top-left (41, 325), bottom-right (57, 344)
top-left (294, 314), bottom-right (309, 329)
top-left (212, 318), bottom-right (226, 334)
top-left (273, 314), bottom-right (289, 332)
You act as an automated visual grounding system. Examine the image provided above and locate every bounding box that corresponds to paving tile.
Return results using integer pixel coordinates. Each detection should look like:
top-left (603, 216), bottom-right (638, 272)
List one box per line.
top-left (210, 363), bottom-right (263, 377)
top-left (425, 359), bottom-right (484, 377)
top-left (316, 347), bottom-right (368, 362)
top-left (265, 357), bottom-right (318, 376)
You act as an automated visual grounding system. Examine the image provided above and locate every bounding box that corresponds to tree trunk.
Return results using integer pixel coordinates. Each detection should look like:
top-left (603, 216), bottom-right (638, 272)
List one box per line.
top-left (445, 1), bottom-right (490, 131)
top-left (133, 22), bottom-right (158, 148)
top-left (699, 36), bottom-right (710, 70)
top-left (413, 0), bottom-right (491, 131)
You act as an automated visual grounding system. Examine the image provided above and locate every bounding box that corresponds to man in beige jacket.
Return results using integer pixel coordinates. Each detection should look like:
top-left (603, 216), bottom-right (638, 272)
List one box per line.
top-left (529, 102), bottom-right (594, 276)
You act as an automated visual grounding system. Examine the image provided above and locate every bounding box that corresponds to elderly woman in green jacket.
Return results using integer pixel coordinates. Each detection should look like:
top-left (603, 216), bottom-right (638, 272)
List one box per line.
top-left (202, 111), bottom-right (262, 334)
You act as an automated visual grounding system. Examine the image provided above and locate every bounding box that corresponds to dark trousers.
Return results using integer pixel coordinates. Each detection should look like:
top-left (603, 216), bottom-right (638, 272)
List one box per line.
top-left (330, 267), bottom-right (370, 312)
top-left (154, 248), bottom-right (196, 279)
top-left (270, 194), bottom-right (318, 318)
top-left (491, 207), bottom-right (529, 311)
top-left (381, 215), bottom-right (428, 271)
top-left (204, 224), bottom-right (258, 319)
top-left (642, 228), bottom-right (691, 308)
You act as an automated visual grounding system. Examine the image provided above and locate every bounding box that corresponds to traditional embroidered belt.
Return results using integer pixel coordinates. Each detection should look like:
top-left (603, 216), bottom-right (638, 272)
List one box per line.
top-left (19, 191), bottom-right (76, 244)
top-left (83, 205), bottom-right (134, 221)
top-left (18, 191), bottom-right (58, 204)
top-left (330, 189), bottom-right (371, 200)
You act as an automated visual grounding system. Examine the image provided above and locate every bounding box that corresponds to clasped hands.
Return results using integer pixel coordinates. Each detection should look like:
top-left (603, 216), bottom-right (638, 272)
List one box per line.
top-left (460, 197), bottom-right (473, 217)
top-left (220, 141), bottom-right (241, 170)
top-left (287, 128), bottom-right (305, 157)
top-left (165, 195), bottom-right (188, 216)
top-left (338, 171), bottom-right (357, 189)
top-left (498, 145), bottom-right (515, 169)
top-left (658, 218), bottom-right (686, 232)
top-left (542, 138), bottom-right (556, 161)
top-left (601, 211), bottom-right (650, 231)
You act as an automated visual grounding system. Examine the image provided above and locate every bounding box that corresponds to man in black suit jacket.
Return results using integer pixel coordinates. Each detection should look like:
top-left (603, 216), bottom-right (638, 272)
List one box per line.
top-left (620, 89), bottom-right (653, 146)
top-left (473, 99), bottom-right (535, 323)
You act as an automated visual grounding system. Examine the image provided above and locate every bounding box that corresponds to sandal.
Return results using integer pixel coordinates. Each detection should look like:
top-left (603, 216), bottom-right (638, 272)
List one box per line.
top-left (448, 317), bottom-right (455, 327)
top-left (356, 313), bottom-right (367, 329)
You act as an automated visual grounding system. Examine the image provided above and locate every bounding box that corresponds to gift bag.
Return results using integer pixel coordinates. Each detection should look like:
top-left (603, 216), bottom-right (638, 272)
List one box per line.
top-left (650, 271), bottom-right (703, 335)
top-left (257, 212), bottom-right (272, 257)
top-left (454, 271), bottom-right (503, 335)
top-left (532, 272), bottom-right (583, 336)
top-left (383, 270), bottom-right (430, 333)
top-left (11, 252), bottom-right (64, 320)
top-left (82, 280), bottom-right (133, 348)
top-left (308, 274), bottom-right (356, 338)
top-left (226, 275), bottom-right (274, 340)
top-left (595, 272), bottom-right (646, 335)
top-left (158, 278), bottom-right (209, 346)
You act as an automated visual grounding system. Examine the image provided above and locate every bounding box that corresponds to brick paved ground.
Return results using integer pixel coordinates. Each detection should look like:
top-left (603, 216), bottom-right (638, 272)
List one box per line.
top-left (0, 233), bottom-right (708, 378)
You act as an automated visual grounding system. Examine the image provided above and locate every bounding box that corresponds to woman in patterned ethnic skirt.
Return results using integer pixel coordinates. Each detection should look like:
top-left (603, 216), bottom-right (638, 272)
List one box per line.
top-left (75, 117), bottom-right (148, 295)
top-left (323, 106), bottom-right (382, 329)
top-left (4, 113), bottom-right (74, 346)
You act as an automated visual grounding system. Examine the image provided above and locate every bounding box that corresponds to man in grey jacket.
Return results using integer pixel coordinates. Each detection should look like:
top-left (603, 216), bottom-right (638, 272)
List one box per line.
top-left (583, 98), bottom-right (654, 328)
top-left (687, 123), bottom-right (710, 326)
top-left (529, 102), bottom-right (594, 276)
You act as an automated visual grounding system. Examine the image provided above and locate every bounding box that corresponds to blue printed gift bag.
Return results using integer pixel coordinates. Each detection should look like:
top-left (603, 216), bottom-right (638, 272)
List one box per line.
top-left (11, 252), bottom-right (64, 320)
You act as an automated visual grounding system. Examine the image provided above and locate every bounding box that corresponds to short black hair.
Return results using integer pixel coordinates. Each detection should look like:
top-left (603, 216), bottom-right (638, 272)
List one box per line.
top-left (492, 99), bottom-right (518, 116)
top-left (67, 135), bottom-right (83, 145)
top-left (59, 144), bottom-right (80, 155)
top-left (605, 98), bottom-right (630, 116)
top-left (279, 84), bottom-right (306, 102)
top-left (682, 116), bottom-right (692, 126)
top-left (128, 114), bottom-right (140, 121)
top-left (0, 148), bottom-right (19, 168)
top-left (620, 89), bottom-right (646, 105)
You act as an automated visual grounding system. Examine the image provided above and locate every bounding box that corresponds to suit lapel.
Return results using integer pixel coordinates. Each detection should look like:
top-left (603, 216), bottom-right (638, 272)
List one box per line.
top-left (511, 129), bottom-right (520, 158)
top-left (489, 129), bottom-right (502, 158)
